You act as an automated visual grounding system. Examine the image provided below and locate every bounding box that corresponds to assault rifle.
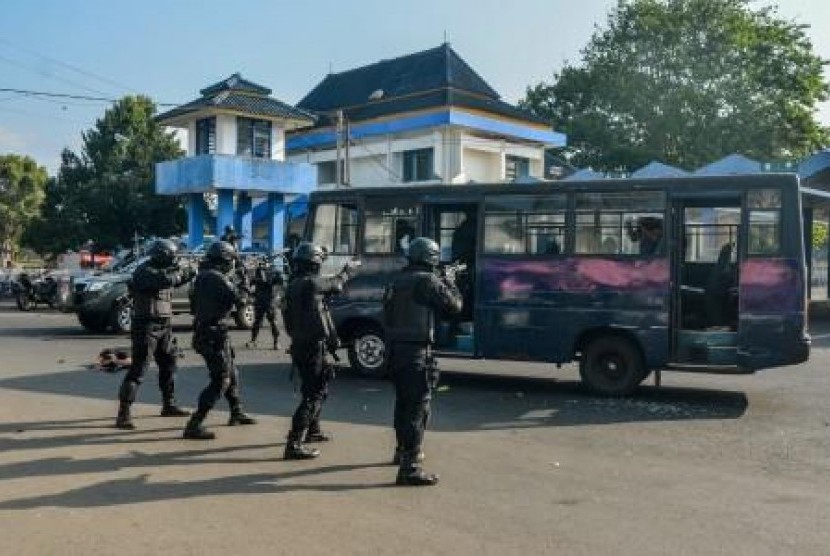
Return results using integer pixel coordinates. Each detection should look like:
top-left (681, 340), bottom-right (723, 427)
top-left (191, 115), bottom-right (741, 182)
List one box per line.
top-left (439, 260), bottom-right (467, 286)
top-left (320, 258), bottom-right (362, 363)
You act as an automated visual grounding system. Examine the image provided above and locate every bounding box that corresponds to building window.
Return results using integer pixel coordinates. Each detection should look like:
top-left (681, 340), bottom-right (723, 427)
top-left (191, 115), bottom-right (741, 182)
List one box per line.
top-left (317, 160), bottom-right (345, 185)
top-left (195, 117), bottom-right (216, 155)
top-left (237, 117), bottom-right (272, 159)
top-left (505, 155), bottom-right (530, 181)
top-left (402, 148), bottom-right (433, 183)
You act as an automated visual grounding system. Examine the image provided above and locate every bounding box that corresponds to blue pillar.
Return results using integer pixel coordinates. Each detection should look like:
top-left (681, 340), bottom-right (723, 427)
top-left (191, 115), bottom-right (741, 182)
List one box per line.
top-left (187, 193), bottom-right (204, 250)
top-left (267, 192), bottom-right (286, 254)
top-left (216, 189), bottom-right (235, 241)
top-left (237, 194), bottom-right (253, 250)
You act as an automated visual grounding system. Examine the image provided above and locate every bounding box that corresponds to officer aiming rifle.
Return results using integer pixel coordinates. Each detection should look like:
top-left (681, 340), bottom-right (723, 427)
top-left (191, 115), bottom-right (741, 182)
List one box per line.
top-left (281, 242), bottom-right (360, 460)
top-left (383, 237), bottom-right (463, 486)
top-left (115, 239), bottom-right (196, 430)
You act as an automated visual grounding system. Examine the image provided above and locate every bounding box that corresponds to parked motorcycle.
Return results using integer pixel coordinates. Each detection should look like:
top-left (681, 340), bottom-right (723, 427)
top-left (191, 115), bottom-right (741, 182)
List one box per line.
top-left (14, 272), bottom-right (58, 311)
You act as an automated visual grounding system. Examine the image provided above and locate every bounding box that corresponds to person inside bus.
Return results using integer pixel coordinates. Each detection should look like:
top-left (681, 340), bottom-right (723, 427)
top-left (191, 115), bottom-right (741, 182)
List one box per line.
top-left (601, 236), bottom-right (619, 254)
top-left (395, 219), bottom-right (415, 255)
top-left (451, 210), bottom-right (477, 322)
top-left (638, 217), bottom-right (664, 256)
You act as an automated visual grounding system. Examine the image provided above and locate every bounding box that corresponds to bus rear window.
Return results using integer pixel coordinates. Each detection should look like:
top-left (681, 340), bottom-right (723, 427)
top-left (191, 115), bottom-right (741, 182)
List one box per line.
top-left (747, 188), bottom-right (781, 256)
top-left (311, 202), bottom-right (358, 255)
top-left (484, 195), bottom-right (566, 255)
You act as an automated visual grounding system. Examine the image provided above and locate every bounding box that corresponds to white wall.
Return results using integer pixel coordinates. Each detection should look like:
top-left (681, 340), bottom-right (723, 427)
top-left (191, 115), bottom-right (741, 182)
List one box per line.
top-left (463, 147), bottom-right (502, 183)
top-left (271, 126), bottom-right (286, 161)
top-left (216, 114), bottom-right (237, 155)
top-left (287, 124), bottom-right (547, 186)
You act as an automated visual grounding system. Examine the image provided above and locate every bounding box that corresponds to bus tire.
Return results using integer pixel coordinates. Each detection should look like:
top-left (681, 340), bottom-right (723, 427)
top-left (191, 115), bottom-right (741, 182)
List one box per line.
top-left (579, 336), bottom-right (645, 396)
top-left (347, 324), bottom-right (388, 378)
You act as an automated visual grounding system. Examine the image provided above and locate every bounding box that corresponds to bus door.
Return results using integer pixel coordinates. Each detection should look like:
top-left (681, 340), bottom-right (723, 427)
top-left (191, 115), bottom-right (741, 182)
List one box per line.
top-left (423, 202), bottom-right (479, 353)
top-left (670, 196), bottom-right (741, 366)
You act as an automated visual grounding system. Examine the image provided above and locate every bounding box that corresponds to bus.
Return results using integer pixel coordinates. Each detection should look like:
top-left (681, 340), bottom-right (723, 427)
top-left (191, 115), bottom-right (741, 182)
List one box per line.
top-left (304, 174), bottom-right (810, 395)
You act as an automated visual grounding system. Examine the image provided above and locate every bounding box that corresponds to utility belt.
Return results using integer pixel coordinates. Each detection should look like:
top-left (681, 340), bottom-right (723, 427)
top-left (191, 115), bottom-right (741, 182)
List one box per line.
top-left (387, 342), bottom-right (440, 388)
top-left (192, 321), bottom-right (229, 355)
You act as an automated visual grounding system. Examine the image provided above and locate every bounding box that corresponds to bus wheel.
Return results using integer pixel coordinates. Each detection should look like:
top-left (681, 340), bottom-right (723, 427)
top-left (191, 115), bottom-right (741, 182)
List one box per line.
top-left (579, 336), bottom-right (645, 396)
top-left (348, 325), bottom-right (387, 378)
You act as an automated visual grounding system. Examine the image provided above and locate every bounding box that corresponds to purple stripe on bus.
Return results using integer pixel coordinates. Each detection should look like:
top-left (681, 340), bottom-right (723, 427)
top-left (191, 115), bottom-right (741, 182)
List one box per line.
top-left (481, 257), bottom-right (670, 300)
top-left (739, 258), bottom-right (802, 314)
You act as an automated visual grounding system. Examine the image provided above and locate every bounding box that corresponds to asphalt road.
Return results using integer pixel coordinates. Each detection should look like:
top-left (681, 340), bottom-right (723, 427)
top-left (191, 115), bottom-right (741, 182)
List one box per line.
top-left (0, 301), bottom-right (829, 555)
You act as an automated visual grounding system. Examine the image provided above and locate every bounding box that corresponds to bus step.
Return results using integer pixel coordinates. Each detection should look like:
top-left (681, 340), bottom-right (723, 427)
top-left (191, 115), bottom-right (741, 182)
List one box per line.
top-left (454, 335), bottom-right (474, 352)
top-left (677, 329), bottom-right (736, 348)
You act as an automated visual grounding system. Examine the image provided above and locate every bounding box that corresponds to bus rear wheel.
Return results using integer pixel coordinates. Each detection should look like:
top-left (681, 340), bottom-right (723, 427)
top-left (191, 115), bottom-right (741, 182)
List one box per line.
top-left (579, 336), bottom-right (646, 396)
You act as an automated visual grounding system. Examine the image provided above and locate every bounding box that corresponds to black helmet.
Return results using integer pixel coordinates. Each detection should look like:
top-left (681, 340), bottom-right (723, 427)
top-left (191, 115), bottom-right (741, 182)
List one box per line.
top-left (407, 237), bottom-right (440, 267)
top-left (293, 242), bottom-right (326, 265)
top-left (148, 238), bottom-right (178, 267)
top-left (206, 240), bottom-right (236, 264)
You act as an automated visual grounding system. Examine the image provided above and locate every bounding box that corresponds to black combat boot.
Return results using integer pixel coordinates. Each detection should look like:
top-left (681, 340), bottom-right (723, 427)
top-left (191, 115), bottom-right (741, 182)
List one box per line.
top-left (115, 403), bottom-right (135, 430)
top-left (396, 452), bottom-right (438, 486)
top-left (160, 400), bottom-right (190, 417)
top-left (392, 447), bottom-right (425, 466)
top-left (304, 423), bottom-right (331, 443)
top-left (228, 409), bottom-right (257, 426)
top-left (183, 413), bottom-right (215, 440)
top-left (284, 432), bottom-right (320, 460)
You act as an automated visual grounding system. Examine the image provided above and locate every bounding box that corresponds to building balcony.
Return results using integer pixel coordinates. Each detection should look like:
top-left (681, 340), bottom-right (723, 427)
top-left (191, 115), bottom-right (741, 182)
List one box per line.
top-left (155, 154), bottom-right (317, 195)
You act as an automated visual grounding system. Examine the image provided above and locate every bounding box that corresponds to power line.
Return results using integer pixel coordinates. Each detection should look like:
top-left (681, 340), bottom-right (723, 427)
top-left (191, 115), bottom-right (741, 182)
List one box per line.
top-left (0, 87), bottom-right (180, 107)
top-left (0, 36), bottom-right (138, 94)
top-left (0, 52), bottom-right (114, 98)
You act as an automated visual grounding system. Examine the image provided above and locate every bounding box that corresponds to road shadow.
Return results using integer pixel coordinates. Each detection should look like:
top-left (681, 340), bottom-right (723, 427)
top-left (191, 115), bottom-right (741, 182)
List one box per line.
top-left (0, 462), bottom-right (392, 510)
top-left (0, 361), bottom-right (748, 437)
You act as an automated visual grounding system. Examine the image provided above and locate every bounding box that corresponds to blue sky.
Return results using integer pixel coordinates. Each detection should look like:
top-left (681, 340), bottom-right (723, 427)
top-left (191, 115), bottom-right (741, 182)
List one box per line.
top-left (1, 0), bottom-right (828, 174)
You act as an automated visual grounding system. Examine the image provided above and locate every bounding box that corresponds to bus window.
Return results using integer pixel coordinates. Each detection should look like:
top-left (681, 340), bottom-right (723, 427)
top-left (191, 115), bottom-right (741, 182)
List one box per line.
top-left (683, 207), bottom-right (740, 263)
top-left (311, 202), bottom-right (358, 255)
top-left (575, 191), bottom-right (665, 255)
top-left (747, 188), bottom-right (781, 256)
top-left (483, 195), bottom-right (567, 255)
top-left (363, 200), bottom-right (418, 255)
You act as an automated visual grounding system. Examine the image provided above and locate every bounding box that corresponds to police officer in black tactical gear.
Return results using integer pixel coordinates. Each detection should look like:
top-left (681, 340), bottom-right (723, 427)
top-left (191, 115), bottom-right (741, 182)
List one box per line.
top-left (383, 237), bottom-right (463, 486)
top-left (245, 256), bottom-right (283, 350)
top-left (115, 238), bottom-right (195, 430)
top-left (183, 240), bottom-right (257, 440)
top-left (281, 242), bottom-right (359, 460)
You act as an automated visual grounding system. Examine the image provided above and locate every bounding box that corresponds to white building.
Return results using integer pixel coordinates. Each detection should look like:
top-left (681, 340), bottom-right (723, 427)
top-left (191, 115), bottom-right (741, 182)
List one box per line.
top-left (287, 44), bottom-right (566, 187)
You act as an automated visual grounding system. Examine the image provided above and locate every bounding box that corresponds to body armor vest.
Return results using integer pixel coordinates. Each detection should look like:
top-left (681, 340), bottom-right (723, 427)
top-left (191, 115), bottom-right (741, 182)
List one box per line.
top-left (283, 274), bottom-right (332, 344)
top-left (192, 269), bottom-right (235, 325)
top-left (132, 264), bottom-right (174, 319)
top-left (383, 270), bottom-right (435, 343)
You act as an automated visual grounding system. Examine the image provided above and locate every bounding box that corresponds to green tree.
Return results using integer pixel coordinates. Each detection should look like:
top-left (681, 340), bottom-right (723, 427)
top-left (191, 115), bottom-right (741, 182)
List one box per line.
top-left (26, 95), bottom-right (185, 254)
top-left (813, 221), bottom-right (828, 250)
top-left (521, 0), bottom-right (829, 172)
top-left (0, 154), bottom-right (47, 265)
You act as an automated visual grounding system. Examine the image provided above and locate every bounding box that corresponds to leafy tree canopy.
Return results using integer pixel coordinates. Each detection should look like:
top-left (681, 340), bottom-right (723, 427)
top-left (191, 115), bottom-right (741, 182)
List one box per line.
top-left (25, 95), bottom-right (184, 254)
top-left (521, 0), bottom-right (830, 172)
top-left (0, 154), bottom-right (48, 263)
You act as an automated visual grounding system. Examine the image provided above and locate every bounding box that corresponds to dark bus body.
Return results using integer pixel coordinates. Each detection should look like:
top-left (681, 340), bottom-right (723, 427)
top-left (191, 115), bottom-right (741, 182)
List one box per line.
top-left (305, 174), bottom-right (809, 395)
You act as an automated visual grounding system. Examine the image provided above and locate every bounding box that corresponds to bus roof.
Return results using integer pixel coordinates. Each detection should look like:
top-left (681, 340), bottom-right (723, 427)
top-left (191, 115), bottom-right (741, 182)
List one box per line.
top-left (309, 173), bottom-right (801, 202)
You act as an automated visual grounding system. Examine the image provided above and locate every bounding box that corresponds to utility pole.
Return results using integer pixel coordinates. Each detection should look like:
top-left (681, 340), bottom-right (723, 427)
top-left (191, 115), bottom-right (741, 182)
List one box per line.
top-left (344, 116), bottom-right (351, 186)
top-left (335, 110), bottom-right (344, 187)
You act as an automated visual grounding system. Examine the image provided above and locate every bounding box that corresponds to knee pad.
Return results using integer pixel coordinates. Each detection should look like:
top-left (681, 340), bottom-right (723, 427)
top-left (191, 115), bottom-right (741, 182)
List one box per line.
top-left (219, 374), bottom-right (232, 395)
